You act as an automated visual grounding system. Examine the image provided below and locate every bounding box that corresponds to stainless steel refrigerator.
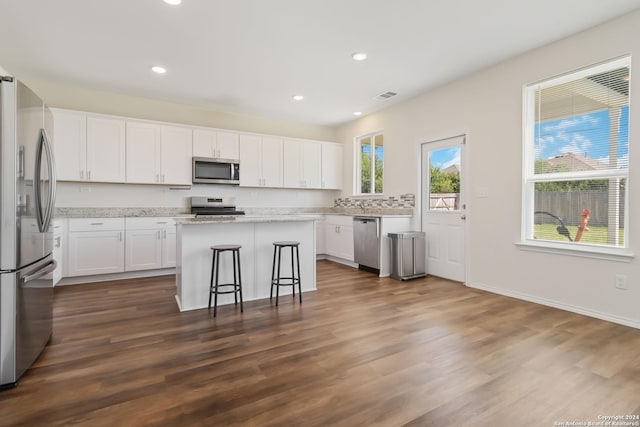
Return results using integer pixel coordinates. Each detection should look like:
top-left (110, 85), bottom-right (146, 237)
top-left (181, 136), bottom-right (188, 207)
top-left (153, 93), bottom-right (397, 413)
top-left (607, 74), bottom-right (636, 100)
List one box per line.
top-left (0, 76), bottom-right (57, 390)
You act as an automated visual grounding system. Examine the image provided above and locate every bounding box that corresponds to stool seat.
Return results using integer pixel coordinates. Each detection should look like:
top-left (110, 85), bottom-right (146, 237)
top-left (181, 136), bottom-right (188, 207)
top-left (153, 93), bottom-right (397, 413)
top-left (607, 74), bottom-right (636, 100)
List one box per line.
top-left (273, 241), bottom-right (300, 247)
top-left (211, 244), bottom-right (242, 251)
top-left (209, 245), bottom-right (243, 317)
top-left (270, 241), bottom-right (302, 306)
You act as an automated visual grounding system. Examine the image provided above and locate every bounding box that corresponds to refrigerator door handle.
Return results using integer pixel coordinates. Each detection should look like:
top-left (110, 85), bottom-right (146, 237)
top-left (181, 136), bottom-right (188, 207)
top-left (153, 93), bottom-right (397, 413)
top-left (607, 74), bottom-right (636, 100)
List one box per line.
top-left (22, 259), bottom-right (56, 283)
top-left (33, 128), bottom-right (56, 233)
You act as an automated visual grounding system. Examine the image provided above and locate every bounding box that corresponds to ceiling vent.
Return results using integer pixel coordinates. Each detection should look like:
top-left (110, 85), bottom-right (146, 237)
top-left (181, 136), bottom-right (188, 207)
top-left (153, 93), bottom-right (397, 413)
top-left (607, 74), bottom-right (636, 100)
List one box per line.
top-left (375, 91), bottom-right (397, 100)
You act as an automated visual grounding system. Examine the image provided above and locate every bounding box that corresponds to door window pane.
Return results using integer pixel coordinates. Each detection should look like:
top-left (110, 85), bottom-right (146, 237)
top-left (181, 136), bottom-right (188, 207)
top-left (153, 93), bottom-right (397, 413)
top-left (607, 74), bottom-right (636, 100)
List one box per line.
top-left (428, 146), bottom-right (461, 211)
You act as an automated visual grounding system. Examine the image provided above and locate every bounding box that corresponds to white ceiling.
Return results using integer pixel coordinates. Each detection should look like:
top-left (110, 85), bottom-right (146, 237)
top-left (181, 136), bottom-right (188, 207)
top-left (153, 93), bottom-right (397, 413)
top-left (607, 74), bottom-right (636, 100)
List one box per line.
top-left (1, 0), bottom-right (639, 127)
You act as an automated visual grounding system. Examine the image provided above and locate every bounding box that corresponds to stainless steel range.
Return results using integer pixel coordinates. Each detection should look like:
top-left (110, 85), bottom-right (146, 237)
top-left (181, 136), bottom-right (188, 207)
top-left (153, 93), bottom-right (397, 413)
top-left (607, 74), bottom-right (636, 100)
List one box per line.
top-left (190, 197), bottom-right (245, 216)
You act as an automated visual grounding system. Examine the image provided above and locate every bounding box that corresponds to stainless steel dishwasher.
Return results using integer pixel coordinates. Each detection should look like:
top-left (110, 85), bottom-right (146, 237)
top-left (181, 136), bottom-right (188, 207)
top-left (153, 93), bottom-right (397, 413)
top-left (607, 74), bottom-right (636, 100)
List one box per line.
top-left (353, 216), bottom-right (380, 272)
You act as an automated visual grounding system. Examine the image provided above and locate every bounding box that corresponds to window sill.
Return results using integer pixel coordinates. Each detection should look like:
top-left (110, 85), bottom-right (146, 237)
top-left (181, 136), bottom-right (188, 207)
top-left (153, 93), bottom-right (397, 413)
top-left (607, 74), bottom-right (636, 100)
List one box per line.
top-left (515, 240), bottom-right (634, 263)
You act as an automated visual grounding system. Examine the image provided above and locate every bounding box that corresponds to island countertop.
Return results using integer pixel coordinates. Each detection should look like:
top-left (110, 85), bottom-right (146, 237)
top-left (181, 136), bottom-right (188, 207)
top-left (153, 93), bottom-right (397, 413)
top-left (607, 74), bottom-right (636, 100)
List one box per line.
top-left (175, 215), bottom-right (320, 225)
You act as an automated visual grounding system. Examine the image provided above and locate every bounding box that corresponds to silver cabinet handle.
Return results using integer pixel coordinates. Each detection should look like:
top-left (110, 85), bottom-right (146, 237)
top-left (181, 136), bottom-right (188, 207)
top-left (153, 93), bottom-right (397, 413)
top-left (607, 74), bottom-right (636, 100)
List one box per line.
top-left (156, 221), bottom-right (168, 224)
top-left (90, 222), bottom-right (104, 225)
top-left (461, 215), bottom-right (466, 220)
top-left (55, 236), bottom-right (61, 248)
top-left (80, 170), bottom-right (85, 180)
top-left (87, 170), bottom-right (91, 180)
top-left (157, 230), bottom-right (161, 239)
top-left (163, 230), bottom-right (167, 239)
top-left (119, 231), bottom-right (123, 241)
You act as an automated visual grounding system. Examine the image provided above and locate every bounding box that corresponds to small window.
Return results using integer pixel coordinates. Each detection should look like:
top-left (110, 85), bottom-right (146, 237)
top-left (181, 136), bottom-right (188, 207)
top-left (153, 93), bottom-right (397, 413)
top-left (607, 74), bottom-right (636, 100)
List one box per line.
top-left (522, 57), bottom-right (630, 252)
top-left (355, 131), bottom-right (384, 194)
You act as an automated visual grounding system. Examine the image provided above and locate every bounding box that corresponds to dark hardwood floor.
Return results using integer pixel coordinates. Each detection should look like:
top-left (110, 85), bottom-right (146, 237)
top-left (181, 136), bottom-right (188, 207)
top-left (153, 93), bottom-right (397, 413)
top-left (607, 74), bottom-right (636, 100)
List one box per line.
top-left (1, 260), bottom-right (639, 426)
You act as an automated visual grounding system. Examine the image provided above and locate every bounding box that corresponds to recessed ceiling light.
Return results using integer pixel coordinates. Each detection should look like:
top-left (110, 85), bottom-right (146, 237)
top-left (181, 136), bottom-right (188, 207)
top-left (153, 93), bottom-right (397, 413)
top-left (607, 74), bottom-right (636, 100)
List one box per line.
top-left (164, 0), bottom-right (181, 5)
top-left (292, 95), bottom-right (304, 101)
top-left (352, 52), bottom-right (367, 61)
top-left (151, 66), bottom-right (167, 74)
top-left (353, 111), bottom-right (362, 116)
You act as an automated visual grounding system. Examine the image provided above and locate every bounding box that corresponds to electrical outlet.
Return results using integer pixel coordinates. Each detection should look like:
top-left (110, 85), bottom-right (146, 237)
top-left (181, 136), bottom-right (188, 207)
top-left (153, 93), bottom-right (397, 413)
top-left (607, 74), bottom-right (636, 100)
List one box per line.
top-left (615, 274), bottom-right (627, 290)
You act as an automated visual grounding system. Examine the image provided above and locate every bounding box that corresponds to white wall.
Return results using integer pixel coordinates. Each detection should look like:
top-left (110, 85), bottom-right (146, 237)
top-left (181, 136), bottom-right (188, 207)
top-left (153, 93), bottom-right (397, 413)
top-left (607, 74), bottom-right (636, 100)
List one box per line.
top-left (56, 182), bottom-right (337, 210)
top-left (335, 11), bottom-right (640, 327)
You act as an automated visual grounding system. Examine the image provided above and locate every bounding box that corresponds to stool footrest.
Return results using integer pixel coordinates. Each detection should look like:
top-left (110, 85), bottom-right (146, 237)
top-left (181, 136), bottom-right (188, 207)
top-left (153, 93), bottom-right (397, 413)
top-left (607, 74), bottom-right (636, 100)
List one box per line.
top-left (271, 278), bottom-right (300, 286)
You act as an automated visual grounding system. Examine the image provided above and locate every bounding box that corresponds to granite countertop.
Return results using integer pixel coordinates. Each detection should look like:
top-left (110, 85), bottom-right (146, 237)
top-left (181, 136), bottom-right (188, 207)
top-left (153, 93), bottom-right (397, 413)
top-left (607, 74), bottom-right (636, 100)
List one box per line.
top-left (55, 207), bottom-right (414, 219)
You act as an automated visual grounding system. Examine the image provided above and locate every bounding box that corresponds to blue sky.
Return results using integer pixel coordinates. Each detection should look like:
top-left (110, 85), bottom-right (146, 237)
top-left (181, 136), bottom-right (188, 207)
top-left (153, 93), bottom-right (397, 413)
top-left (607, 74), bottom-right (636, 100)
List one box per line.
top-left (430, 147), bottom-right (460, 170)
top-left (535, 106), bottom-right (629, 168)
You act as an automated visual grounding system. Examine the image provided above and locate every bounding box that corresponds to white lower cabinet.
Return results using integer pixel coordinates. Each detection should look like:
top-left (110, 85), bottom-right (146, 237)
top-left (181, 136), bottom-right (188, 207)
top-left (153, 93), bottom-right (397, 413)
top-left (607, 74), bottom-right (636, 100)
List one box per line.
top-left (51, 220), bottom-right (64, 285)
top-left (324, 215), bottom-right (354, 261)
top-left (125, 217), bottom-right (176, 272)
top-left (67, 218), bottom-right (125, 277)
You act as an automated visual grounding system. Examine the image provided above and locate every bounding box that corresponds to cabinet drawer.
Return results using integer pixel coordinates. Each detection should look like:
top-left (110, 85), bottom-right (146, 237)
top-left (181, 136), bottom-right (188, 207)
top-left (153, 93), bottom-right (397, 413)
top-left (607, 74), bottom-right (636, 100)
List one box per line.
top-left (68, 217), bottom-right (125, 232)
top-left (125, 217), bottom-right (176, 230)
top-left (324, 215), bottom-right (353, 227)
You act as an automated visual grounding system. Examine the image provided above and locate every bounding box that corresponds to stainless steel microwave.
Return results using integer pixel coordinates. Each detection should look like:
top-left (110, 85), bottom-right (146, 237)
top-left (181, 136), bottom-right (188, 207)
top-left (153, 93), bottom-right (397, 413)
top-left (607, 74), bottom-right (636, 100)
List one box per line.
top-left (192, 157), bottom-right (240, 184)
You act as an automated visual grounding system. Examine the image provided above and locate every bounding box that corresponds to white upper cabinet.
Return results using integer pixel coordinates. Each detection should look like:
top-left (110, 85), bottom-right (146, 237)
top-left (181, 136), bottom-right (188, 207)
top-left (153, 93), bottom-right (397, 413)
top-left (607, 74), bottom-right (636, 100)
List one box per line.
top-left (321, 142), bottom-right (343, 190)
top-left (86, 117), bottom-right (126, 182)
top-left (126, 121), bottom-right (161, 184)
top-left (239, 134), bottom-right (283, 188)
top-left (161, 125), bottom-right (193, 185)
top-left (52, 110), bottom-right (125, 182)
top-left (126, 122), bottom-right (192, 185)
top-left (193, 129), bottom-right (239, 160)
top-left (283, 140), bottom-right (322, 189)
top-left (53, 110), bottom-right (86, 181)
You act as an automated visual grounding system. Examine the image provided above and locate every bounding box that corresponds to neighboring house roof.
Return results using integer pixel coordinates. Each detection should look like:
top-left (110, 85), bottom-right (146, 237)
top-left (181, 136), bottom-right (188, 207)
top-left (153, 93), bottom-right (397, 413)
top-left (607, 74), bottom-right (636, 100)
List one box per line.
top-left (546, 152), bottom-right (608, 171)
top-left (442, 164), bottom-right (460, 175)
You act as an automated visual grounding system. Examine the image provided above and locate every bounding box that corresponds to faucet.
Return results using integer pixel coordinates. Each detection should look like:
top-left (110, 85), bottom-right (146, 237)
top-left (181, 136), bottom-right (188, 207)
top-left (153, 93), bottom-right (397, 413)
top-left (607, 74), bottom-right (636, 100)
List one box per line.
top-left (358, 200), bottom-right (366, 213)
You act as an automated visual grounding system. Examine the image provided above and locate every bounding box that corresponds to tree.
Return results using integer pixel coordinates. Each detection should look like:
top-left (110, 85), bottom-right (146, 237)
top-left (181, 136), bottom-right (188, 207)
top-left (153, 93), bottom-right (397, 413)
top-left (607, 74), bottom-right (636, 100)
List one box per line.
top-left (430, 165), bottom-right (459, 193)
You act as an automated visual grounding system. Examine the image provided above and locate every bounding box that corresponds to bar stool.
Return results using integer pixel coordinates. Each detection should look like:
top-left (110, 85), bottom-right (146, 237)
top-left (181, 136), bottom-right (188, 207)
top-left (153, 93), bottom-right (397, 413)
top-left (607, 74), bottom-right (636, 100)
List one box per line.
top-left (208, 244), bottom-right (243, 317)
top-left (270, 241), bottom-right (302, 306)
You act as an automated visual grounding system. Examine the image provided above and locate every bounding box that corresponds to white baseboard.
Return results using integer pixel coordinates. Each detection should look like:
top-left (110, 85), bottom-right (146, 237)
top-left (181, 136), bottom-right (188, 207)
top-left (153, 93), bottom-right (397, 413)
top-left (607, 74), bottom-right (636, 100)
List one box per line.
top-left (467, 281), bottom-right (640, 330)
top-left (316, 254), bottom-right (358, 268)
top-left (56, 268), bottom-right (176, 286)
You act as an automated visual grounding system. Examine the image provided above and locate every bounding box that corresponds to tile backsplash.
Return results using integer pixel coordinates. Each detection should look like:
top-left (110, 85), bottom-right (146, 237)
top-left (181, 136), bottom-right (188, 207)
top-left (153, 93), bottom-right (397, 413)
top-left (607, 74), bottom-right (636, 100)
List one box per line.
top-left (334, 194), bottom-right (415, 209)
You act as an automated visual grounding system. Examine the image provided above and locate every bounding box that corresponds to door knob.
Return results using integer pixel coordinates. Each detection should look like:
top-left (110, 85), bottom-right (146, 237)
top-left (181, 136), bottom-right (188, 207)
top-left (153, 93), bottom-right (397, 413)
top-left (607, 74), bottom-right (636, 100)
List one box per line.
top-left (461, 215), bottom-right (466, 220)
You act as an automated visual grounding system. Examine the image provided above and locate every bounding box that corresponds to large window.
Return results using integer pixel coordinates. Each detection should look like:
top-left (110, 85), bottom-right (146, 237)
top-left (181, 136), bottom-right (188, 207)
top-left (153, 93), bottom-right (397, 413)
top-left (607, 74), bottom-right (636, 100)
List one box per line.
top-left (522, 57), bottom-right (630, 253)
top-left (355, 131), bottom-right (384, 194)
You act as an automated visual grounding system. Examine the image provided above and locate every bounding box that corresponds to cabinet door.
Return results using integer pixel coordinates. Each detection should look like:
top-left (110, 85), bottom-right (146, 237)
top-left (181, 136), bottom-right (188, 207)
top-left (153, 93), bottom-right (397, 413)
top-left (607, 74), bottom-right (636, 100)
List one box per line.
top-left (239, 134), bottom-right (262, 187)
top-left (52, 110), bottom-right (87, 181)
top-left (87, 117), bottom-right (126, 183)
top-left (51, 220), bottom-right (63, 285)
top-left (67, 231), bottom-right (125, 276)
top-left (321, 143), bottom-right (343, 189)
top-left (126, 121), bottom-right (161, 184)
top-left (125, 229), bottom-right (163, 271)
top-left (161, 125), bottom-right (193, 185)
top-left (283, 139), bottom-right (301, 188)
top-left (335, 224), bottom-right (355, 261)
top-left (261, 136), bottom-right (283, 188)
top-left (216, 132), bottom-right (239, 159)
top-left (301, 141), bottom-right (322, 188)
top-left (193, 128), bottom-right (216, 158)
top-left (163, 228), bottom-right (177, 268)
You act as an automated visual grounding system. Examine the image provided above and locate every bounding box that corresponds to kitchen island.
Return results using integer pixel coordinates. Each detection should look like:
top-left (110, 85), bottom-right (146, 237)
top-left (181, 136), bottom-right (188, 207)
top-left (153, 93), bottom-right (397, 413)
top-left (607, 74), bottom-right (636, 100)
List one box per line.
top-left (174, 216), bottom-right (317, 311)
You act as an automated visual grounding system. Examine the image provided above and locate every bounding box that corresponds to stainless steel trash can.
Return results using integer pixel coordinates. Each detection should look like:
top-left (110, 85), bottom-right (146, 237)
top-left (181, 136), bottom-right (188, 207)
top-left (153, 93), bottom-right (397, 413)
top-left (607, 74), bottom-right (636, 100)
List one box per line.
top-left (388, 231), bottom-right (426, 280)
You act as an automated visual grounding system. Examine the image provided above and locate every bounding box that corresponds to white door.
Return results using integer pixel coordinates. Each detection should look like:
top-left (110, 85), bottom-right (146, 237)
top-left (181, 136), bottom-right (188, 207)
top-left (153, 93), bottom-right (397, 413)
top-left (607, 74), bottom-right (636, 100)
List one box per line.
top-left (421, 135), bottom-right (466, 282)
top-left (260, 136), bottom-right (283, 188)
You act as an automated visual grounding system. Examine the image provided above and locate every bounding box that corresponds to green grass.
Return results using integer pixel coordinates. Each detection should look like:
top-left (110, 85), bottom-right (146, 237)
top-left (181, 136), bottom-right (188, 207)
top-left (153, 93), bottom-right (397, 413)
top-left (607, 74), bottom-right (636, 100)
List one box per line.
top-left (534, 224), bottom-right (624, 246)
